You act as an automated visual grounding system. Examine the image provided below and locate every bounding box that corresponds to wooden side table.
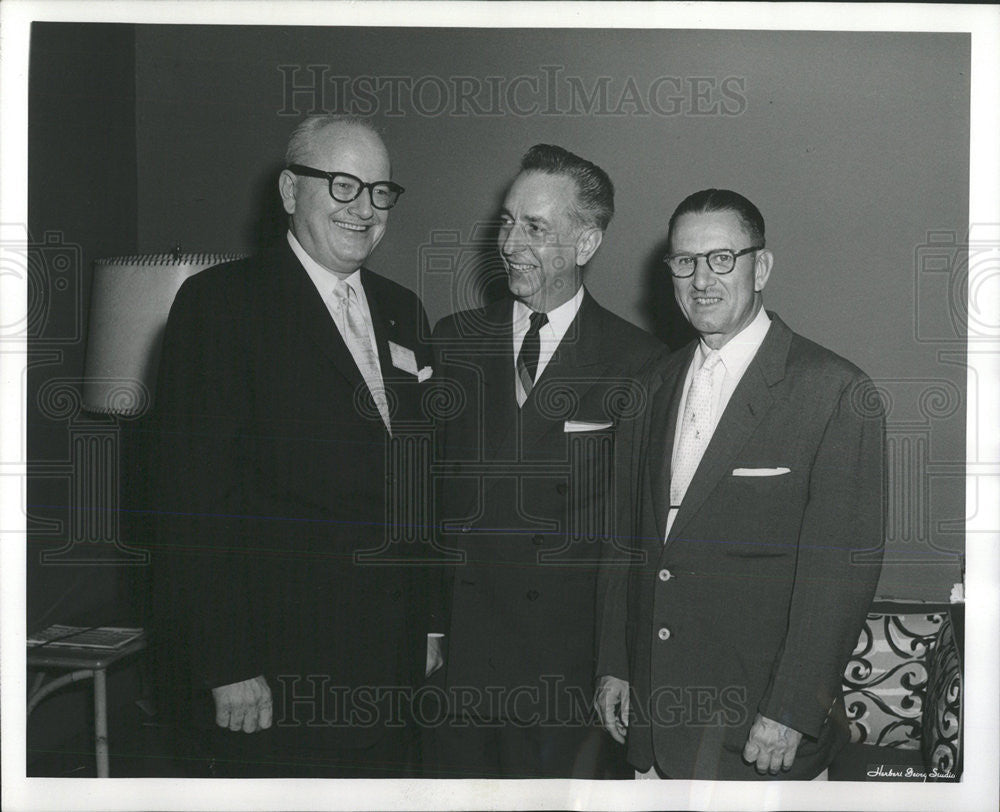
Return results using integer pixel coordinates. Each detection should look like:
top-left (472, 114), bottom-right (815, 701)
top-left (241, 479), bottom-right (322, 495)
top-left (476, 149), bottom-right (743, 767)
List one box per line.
top-left (28, 631), bottom-right (147, 777)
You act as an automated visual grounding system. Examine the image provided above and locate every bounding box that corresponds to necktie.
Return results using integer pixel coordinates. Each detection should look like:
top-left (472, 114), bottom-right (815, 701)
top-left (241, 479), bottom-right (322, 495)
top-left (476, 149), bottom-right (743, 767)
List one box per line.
top-left (670, 350), bottom-right (722, 507)
top-left (516, 310), bottom-right (549, 405)
top-left (332, 280), bottom-right (391, 431)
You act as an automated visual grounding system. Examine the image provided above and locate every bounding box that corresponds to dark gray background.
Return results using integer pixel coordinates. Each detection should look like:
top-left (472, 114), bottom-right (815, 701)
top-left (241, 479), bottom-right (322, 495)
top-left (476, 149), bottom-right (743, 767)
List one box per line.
top-left (28, 24), bottom-right (968, 631)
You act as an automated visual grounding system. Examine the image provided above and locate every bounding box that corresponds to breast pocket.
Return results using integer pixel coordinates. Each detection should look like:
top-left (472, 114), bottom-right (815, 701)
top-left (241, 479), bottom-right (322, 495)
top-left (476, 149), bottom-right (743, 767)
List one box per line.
top-left (722, 464), bottom-right (804, 559)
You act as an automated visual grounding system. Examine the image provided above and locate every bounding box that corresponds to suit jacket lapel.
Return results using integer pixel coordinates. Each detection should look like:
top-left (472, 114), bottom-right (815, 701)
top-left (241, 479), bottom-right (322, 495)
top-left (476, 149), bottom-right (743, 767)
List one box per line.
top-left (481, 299), bottom-right (519, 457)
top-left (649, 347), bottom-right (692, 540)
top-left (665, 315), bottom-right (791, 545)
top-left (284, 244), bottom-right (367, 392)
top-left (519, 291), bottom-right (611, 446)
top-left (360, 268), bottom-right (397, 384)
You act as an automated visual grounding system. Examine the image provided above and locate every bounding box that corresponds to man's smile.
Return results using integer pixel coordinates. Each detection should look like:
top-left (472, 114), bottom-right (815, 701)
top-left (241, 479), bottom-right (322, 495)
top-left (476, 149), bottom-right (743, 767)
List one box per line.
top-left (333, 219), bottom-right (371, 232)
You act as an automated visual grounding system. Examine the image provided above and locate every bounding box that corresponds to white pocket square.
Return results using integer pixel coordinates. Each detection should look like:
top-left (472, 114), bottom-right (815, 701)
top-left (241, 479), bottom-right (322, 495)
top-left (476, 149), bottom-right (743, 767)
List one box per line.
top-left (564, 420), bottom-right (613, 433)
top-left (732, 467), bottom-right (791, 477)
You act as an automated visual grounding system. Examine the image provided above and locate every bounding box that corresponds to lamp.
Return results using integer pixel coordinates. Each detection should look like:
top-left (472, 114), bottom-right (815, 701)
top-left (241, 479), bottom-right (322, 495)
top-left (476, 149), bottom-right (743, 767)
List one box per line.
top-left (82, 250), bottom-right (246, 414)
top-left (42, 250), bottom-right (246, 564)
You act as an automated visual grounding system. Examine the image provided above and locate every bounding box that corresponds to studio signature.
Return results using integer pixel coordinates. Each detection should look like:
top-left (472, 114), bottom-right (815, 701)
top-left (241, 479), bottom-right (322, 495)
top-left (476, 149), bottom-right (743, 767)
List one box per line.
top-left (867, 764), bottom-right (957, 780)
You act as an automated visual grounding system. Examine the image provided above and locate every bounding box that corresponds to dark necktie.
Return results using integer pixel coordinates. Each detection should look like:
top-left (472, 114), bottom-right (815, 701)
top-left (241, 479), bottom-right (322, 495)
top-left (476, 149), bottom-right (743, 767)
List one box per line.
top-left (516, 310), bottom-right (548, 405)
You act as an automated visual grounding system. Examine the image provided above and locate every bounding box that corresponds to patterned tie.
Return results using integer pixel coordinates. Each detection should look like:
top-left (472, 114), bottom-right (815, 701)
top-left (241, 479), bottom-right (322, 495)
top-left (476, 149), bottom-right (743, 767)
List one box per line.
top-left (670, 349), bottom-right (722, 507)
top-left (516, 310), bottom-right (549, 406)
top-left (332, 280), bottom-right (391, 431)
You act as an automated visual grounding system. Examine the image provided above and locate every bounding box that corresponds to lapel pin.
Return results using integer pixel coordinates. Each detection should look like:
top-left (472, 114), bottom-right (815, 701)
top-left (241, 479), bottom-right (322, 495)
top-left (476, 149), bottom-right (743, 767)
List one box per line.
top-left (389, 318), bottom-right (396, 327)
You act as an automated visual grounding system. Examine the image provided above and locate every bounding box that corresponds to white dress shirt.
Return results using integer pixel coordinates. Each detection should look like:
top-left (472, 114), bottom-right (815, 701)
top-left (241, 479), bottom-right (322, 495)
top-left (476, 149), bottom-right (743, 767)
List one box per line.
top-left (288, 230), bottom-right (382, 366)
top-left (665, 306), bottom-right (772, 538)
top-left (512, 286), bottom-right (585, 406)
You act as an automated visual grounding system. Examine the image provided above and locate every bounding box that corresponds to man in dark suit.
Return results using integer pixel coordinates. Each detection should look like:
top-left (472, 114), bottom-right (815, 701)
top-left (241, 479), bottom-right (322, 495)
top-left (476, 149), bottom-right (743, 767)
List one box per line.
top-left (595, 189), bottom-right (885, 780)
top-left (430, 145), bottom-right (665, 778)
top-left (150, 115), bottom-right (438, 776)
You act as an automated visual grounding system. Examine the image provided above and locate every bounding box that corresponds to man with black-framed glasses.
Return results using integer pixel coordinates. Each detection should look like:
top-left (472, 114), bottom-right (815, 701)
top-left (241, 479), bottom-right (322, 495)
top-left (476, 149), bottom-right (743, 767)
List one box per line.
top-left (150, 115), bottom-right (437, 776)
top-left (596, 188), bottom-right (885, 781)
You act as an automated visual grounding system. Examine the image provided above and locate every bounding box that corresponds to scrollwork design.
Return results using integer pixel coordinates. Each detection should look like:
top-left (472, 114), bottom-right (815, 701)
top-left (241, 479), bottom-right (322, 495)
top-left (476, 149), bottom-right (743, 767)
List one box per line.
top-left (420, 379), bottom-right (466, 422)
top-left (921, 616), bottom-right (962, 779)
top-left (843, 612), bottom-right (938, 749)
top-left (883, 613), bottom-right (942, 659)
top-left (352, 382), bottom-right (398, 423)
top-left (602, 378), bottom-right (647, 421)
top-left (85, 378), bottom-right (151, 417)
top-left (849, 378), bottom-right (891, 420)
top-left (37, 378), bottom-right (84, 420)
top-left (917, 381), bottom-right (962, 421)
top-left (533, 379), bottom-right (579, 420)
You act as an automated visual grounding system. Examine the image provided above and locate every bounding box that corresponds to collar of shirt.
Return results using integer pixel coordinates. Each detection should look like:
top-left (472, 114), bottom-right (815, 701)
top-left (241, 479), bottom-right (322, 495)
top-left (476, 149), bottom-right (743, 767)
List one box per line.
top-left (696, 303), bottom-right (772, 385)
top-left (677, 304), bottom-right (772, 438)
top-left (511, 285), bottom-right (585, 376)
top-left (287, 230), bottom-right (379, 357)
top-left (287, 229), bottom-right (372, 322)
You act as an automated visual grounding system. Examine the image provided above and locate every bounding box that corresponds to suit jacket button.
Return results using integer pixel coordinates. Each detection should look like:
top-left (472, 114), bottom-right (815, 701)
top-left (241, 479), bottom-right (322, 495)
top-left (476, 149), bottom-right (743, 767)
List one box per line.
top-left (532, 534), bottom-right (544, 546)
top-left (658, 568), bottom-right (672, 582)
top-left (657, 627), bottom-right (671, 641)
top-left (556, 483), bottom-right (567, 495)
top-left (526, 590), bottom-right (540, 601)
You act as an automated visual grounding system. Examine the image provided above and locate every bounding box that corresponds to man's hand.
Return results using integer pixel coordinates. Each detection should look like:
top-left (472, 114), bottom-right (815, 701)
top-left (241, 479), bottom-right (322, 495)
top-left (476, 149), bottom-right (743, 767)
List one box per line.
top-left (742, 713), bottom-right (803, 774)
top-left (212, 675), bottom-right (272, 733)
top-left (594, 675), bottom-right (630, 744)
top-left (425, 634), bottom-right (444, 678)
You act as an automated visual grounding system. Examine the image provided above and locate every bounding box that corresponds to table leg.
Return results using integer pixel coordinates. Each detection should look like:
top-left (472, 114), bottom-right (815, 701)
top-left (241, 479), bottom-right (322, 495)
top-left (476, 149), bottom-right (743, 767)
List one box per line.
top-left (26, 669), bottom-right (92, 716)
top-left (94, 668), bottom-right (109, 777)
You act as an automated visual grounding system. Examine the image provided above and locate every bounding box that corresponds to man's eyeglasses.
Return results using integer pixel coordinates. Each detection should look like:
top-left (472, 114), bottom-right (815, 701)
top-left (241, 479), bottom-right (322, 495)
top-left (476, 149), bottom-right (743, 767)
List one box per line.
top-left (287, 164), bottom-right (405, 210)
top-left (663, 245), bottom-right (763, 278)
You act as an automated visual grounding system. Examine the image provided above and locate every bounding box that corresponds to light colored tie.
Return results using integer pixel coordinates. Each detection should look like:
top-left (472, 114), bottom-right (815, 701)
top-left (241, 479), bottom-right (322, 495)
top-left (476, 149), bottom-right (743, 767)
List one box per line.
top-left (670, 350), bottom-right (722, 507)
top-left (332, 280), bottom-right (391, 431)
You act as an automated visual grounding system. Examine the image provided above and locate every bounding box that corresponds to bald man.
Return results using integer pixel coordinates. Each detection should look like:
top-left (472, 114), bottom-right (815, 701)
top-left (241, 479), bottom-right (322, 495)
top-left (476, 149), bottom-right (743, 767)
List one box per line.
top-left (150, 116), bottom-right (437, 777)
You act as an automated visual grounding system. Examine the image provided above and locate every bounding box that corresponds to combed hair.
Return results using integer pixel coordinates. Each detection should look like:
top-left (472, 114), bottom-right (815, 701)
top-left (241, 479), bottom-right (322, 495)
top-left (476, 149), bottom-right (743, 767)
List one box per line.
top-left (520, 144), bottom-right (615, 231)
top-left (285, 115), bottom-right (383, 166)
top-left (667, 189), bottom-right (766, 250)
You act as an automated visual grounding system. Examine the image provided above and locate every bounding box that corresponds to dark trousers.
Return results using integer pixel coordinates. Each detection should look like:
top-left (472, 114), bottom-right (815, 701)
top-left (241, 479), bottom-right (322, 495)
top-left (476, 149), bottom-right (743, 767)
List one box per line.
top-left (426, 717), bottom-right (631, 779)
top-left (201, 724), bottom-right (419, 778)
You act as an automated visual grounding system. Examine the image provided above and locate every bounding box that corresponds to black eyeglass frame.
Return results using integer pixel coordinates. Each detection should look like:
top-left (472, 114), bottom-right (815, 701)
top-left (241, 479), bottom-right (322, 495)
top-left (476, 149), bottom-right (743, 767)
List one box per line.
top-left (287, 163), bottom-right (405, 209)
top-left (663, 245), bottom-right (764, 278)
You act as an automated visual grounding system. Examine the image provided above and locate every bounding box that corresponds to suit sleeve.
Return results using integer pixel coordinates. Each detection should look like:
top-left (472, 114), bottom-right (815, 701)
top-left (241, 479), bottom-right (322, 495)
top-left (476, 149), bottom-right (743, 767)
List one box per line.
top-left (758, 374), bottom-right (886, 738)
top-left (424, 315), bottom-right (458, 637)
top-left (406, 297), bottom-right (445, 642)
top-left (151, 276), bottom-right (263, 691)
top-left (595, 357), bottom-right (660, 681)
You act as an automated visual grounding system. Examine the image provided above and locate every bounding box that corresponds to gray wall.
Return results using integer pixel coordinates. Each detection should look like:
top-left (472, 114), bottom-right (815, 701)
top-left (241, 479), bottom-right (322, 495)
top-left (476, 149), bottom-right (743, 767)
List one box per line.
top-left (24, 20), bottom-right (967, 775)
top-left (28, 24), bottom-right (968, 620)
top-left (27, 22), bottom-right (140, 768)
top-left (133, 26), bottom-right (969, 599)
